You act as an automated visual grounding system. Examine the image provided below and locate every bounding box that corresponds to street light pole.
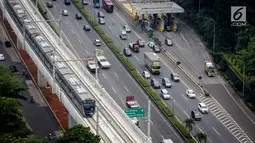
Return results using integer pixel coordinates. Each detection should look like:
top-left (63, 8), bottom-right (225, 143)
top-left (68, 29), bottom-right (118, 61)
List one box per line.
top-left (146, 100), bottom-right (151, 143)
top-left (205, 17), bottom-right (216, 53)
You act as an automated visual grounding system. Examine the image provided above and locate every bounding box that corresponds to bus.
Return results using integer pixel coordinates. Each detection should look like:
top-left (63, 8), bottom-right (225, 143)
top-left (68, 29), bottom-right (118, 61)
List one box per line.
top-left (102, 0), bottom-right (114, 13)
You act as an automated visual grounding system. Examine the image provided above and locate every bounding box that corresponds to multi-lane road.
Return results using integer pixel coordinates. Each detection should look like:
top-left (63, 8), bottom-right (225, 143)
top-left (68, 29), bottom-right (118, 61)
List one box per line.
top-left (42, 0), bottom-right (254, 142)
top-left (41, 1), bottom-right (185, 142)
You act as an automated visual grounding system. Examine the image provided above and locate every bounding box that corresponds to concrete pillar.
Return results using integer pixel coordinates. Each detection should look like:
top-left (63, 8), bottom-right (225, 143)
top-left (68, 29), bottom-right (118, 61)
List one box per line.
top-left (68, 114), bottom-right (77, 128)
top-left (37, 70), bottom-right (47, 88)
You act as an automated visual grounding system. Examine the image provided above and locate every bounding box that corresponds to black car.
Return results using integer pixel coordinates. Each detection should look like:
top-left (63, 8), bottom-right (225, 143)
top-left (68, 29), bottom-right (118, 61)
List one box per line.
top-left (76, 14), bottom-right (82, 20)
top-left (162, 77), bottom-right (172, 88)
top-left (191, 110), bottom-right (202, 121)
top-left (171, 73), bottom-right (180, 82)
top-left (150, 79), bottom-right (160, 89)
top-left (9, 66), bottom-right (18, 74)
top-left (64, 0), bottom-right (71, 5)
top-left (46, 2), bottom-right (53, 8)
top-left (153, 45), bottom-right (161, 53)
top-left (83, 25), bottom-right (90, 31)
top-left (5, 41), bottom-right (11, 47)
top-left (97, 12), bottom-right (105, 18)
top-left (123, 48), bottom-right (132, 57)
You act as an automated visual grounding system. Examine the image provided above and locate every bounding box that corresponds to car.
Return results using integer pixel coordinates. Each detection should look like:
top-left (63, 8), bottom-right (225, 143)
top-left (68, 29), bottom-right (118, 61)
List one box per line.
top-left (160, 89), bottom-right (171, 100)
top-left (186, 89), bottom-right (196, 98)
top-left (150, 78), bottom-right (160, 89)
top-left (76, 14), bottom-right (82, 20)
top-left (9, 65), bottom-right (18, 73)
top-left (153, 45), bottom-right (161, 53)
top-left (94, 39), bottom-right (101, 46)
top-left (147, 41), bottom-right (155, 48)
top-left (123, 25), bottom-right (131, 33)
top-left (123, 48), bottom-right (132, 57)
top-left (165, 38), bottom-right (173, 46)
top-left (162, 77), bottom-right (171, 88)
top-left (83, 25), bottom-right (90, 31)
top-left (64, 0), bottom-right (71, 5)
top-left (82, 0), bottom-right (89, 5)
top-left (94, 3), bottom-right (100, 8)
top-left (98, 18), bottom-right (105, 25)
top-left (171, 73), bottom-right (180, 82)
top-left (46, 2), bottom-right (53, 8)
top-left (142, 71), bottom-right (150, 79)
top-left (198, 103), bottom-right (209, 114)
top-left (5, 41), bottom-right (11, 47)
top-left (97, 12), bottom-right (105, 18)
top-left (0, 54), bottom-right (5, 61)
top-left (137, 39), bottom-right (145, 47)
top-left (62, 10), bottom-right (68, 16)
top-left (191, 110), bottom-right (202, 121)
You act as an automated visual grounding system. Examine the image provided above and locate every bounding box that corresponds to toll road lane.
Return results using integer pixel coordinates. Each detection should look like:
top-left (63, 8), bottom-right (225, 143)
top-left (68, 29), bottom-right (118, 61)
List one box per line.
top-left (43, 0), bottom-right (184, 142)
top-left (79, 3), bottom-right (242, 143)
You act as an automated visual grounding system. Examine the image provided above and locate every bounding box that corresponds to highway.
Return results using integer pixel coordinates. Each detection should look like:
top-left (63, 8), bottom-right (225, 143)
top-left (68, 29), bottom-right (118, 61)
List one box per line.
top-left (42, 1), bottom-right (184, 142)
top-left (50, 1), bottom-right (250, 143)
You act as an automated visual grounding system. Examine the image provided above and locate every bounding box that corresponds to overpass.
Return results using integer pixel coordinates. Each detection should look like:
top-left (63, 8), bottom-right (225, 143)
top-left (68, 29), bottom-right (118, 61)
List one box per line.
top-left (0, 0), bottom-right (150, 142)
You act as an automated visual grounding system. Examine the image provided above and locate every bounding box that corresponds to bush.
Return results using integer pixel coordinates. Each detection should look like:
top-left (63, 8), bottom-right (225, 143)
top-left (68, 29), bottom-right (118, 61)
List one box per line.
top-left (75, 3), bottom-right (83, 9)
top-left (136, 75), bottom-right (150, 87)
top-left (81, 9), bottom-right (90, 17)
top-left (145, 87), bottom-right (160, 101)
top-left (94, 26), bottom-right (105, 34)
top-left (171, 117), bottom-right (191, 139)
top-left (102, 34), bottom-right (113, 43)
top-left (108, 43), bottom-right (121, 54)
top-left (73, 0), bottom-right (80, 3)
top-left (130, 70), bottom-right (139, 78)
top-left (88, 16), bottom-right (98, 26)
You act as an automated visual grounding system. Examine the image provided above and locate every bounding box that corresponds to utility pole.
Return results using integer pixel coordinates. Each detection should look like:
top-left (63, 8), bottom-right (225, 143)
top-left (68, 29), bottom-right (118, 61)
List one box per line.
top-left (147, 100), bottom-right (151, 143)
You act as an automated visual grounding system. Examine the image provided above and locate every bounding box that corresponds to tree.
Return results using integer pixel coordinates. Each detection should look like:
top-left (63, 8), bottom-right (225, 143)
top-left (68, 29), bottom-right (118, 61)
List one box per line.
top-left (0, 66), bottom-right (26, 99)
top-left (0, 97), bottom-right (31, 137)
top-left (183, 118), bottom-right (195, 133)
top-left (55, 125), bottom-right (100, 143)
top-left (195, 132), bottom-right (207, 143)
top-left (13, 137), bottom-right (49, 143)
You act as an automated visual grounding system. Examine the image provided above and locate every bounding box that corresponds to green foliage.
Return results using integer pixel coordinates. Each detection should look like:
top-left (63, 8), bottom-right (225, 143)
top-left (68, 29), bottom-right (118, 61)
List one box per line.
top-left (87, 16), bottom-right (98, 26)
top-left (0, 66), bottom-right (26, 99)
top-left (102, 34), bottom-right (113, 43)
top-left (136, 75), bottom-right (150, 87)
top-left (55, 125), bottom-right (100, 143)
top-left (73, 0), bottom-right (80, 4)
top-left (0, 97), bottom-right (31, 137)
top-left (75, 3), bottom-right (83, 9)
top-left (108, 43), bottom-right (121, 54)
top-left (195, 132), bottom-right (207, 143)
top-left (171, 117), bottom-right (192, 139)
top-left (183, 118), bottom-right (195, 133)
top-left (12, 137), bottom-right (49, 143)
top-left (81, 9), bottom-right (90, 17)
top-left (94, 26), bottom-right (105, 34)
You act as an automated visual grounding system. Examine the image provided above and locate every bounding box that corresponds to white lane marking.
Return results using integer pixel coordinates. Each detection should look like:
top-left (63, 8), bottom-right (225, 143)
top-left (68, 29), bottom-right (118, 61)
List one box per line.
top-left (115, 13), bottom-right (142, 39)
top-left (180, 33), bottom-right (189, 45)
top-left (102, 73), bottom-right (106, 79)
top-left (161, 135), bottom-right (164, 139)
top-left (54, 5), bottom-right (56, 8)
top-left (112, 87), bottom-right (116, 93)
top-left (108, 25), bottom-right (112, 30)
top-left (212, 127), bottom-right (221, 136)
top-left (71, 29), bottom-right (74, 34)
top-left (114, 72), bottom-right (119, 78)
top-left (124, 85), bottom-right (129, 92)
top-left (183, 111), bottom-right (189, 117)
top-left (217, 75), bottom-right (255, 124)
top-left (181, 94), bottom-right (188, 100)
top-left (78, 39), bottom-right (81, 43)
top-left (65, 20), bottom-right (68, 24)
top-left (85, 49), bottom-right (89, 54)
top-left (135, 56), bottom-right (140, 61)
top-left (121, 101), bottom-right (126, 107)
top-left (150, 120), bottom-right (154, 124)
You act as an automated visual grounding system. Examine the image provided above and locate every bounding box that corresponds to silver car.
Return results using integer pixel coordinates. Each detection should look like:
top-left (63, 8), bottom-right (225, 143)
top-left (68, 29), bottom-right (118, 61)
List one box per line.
top-left (62, 10), bottom-right (68, 16)
top-left (99, 18), bottom-right (105, 25)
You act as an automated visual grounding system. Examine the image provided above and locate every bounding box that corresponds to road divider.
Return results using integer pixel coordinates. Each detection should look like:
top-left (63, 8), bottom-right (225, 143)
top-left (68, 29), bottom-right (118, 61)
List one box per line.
top-left (71, 0), bottom-right (197, 142)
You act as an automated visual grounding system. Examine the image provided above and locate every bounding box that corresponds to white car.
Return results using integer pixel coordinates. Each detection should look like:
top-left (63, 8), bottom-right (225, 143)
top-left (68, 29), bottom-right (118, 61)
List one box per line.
top-left (198, 103), bottom-right (209, 114)
top-left (94, 39), bottom-right (101, 46)
top-left (160, 89), bottom-right (171, 100)
top-left (186, 89), bottom-right (196, 98)
top-left (0, 54), bottom-right (5, 61)
top-left (142, 71), bottom-right (150, 79)
top-left (147, 41), bottom-right (155, 48)
top-left (62, 10), bottom-right (68, 16)
top-left (123, 25), bottom-right (131, 33)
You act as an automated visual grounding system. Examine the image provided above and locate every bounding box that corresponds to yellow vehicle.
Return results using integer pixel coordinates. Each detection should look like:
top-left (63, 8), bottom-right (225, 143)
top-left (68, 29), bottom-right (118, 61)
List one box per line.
top-left (204, 61), bottom-right (215, 77)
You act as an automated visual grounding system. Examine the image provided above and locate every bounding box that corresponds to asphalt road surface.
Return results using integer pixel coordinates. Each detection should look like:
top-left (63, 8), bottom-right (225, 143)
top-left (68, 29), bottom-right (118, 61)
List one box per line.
top-left (0, 24), bottom-right (62, 137)
top-left (42, 1), bottom-right (185, 142)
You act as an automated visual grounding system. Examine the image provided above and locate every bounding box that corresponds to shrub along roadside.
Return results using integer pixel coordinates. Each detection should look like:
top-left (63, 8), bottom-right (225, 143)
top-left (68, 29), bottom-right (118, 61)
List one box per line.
top-left (71, 0), bottom-right (197, 142)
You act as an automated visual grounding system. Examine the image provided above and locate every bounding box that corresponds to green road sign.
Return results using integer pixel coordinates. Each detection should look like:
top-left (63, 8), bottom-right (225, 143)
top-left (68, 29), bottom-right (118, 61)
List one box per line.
top-left (125, 108), bottom-right (145, 117)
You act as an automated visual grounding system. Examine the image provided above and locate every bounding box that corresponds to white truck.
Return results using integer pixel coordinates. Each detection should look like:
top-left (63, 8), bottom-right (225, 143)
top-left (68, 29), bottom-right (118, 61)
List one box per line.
top-left (96, 50), bottom-right (111, 69)
top-left (86, 56), bottom-right (98, 72)
top-left (144, 52), bottom-right (161, 74)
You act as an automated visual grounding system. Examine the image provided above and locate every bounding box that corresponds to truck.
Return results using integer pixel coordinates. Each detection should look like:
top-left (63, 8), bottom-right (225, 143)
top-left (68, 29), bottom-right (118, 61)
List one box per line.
top-left (93, 0), bottom-right (100, 8)
top-left (128, 43), bottom-right (140, 52)
top-left (162, 139), bottom-right (173, 143)
top-left (86, 56), bottom-right (98, 72)
top-left (204, 61), bottom-right (215, 77)
top-left (96, 50), bottom-right (111, 69)
top-left (126, 96), bottom-right (139, 108)
top-left (144, 52), bottom-right (161, 74)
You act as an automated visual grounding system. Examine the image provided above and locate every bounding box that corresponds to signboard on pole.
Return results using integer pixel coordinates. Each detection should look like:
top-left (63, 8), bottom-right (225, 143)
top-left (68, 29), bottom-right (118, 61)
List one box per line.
top-left (125, 108), bottom-right (145, 117)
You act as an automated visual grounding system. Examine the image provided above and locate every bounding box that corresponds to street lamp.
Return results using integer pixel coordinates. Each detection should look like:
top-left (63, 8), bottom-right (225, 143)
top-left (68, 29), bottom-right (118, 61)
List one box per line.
top-left (205, 17), bottom-right (216, 53)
